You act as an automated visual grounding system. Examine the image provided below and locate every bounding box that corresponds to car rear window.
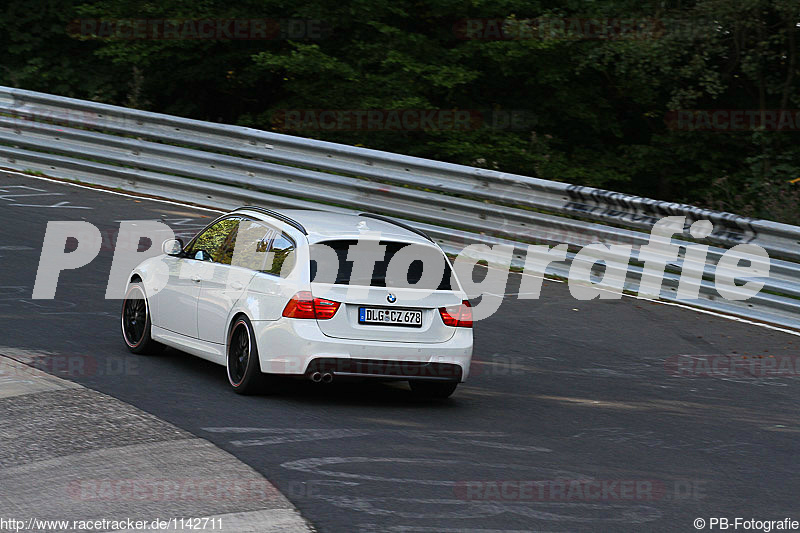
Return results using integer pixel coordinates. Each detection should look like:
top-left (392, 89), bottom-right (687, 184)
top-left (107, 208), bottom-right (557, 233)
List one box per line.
top-left (310, 240), bottom-right (453, 290)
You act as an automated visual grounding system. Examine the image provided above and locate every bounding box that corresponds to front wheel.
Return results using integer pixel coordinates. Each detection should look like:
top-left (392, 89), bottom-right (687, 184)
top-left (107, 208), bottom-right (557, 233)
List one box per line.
top-left (121, 282), bottom-right (163, 355)
top-left (409, 380), bottom-right (458, 399)
top-left (227, 316), bottom-right (264, 395)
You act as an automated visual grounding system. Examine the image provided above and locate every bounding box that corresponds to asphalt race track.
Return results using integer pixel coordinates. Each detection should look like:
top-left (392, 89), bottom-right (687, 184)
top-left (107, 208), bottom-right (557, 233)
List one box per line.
top-left (1, 172), bottom-right (799, 532)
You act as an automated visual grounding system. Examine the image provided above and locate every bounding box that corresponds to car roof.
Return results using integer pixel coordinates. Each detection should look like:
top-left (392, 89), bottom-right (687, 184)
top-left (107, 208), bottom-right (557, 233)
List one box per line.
top-left (235, 207), bottom-right (435, 246)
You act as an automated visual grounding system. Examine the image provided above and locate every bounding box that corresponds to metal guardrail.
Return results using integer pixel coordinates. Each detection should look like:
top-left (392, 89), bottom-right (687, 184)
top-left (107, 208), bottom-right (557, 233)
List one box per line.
top-left (0, 85), bottom-right (798, 329)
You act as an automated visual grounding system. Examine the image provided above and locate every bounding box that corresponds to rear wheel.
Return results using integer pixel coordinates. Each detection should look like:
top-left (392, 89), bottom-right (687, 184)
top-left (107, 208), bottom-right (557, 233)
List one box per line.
top-left (121, 282), bottom-right (163, 355)
top-left (409, 380), bottom-right (458, 399)
top-left (227, 316), bottom-right (263, 394)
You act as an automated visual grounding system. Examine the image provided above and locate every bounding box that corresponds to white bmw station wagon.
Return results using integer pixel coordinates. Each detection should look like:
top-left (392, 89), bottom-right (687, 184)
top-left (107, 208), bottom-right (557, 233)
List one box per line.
top-left (122, 207), bottom-right (473, 398)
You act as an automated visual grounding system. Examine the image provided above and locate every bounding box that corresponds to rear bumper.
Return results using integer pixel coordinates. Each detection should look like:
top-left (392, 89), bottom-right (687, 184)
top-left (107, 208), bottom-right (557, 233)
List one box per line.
top-left (252, 317), bottom-right (473, 382)
top-left (306, 358), bottom-right (462, 382)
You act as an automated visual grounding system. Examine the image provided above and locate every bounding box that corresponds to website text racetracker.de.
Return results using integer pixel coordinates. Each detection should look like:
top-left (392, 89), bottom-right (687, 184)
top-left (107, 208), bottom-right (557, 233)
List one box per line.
top-left (0, 517), bottom-right (223, 532)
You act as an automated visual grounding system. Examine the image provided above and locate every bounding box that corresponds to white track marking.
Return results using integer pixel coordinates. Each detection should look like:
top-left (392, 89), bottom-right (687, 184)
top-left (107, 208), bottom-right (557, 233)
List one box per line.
top-left (357, 525), bottom-right (559, 533)
top-left (0, 183), bottom-right (90, 209)
top-left (1, 169), bottom-right (224, 213)
top-left (201, 427), bottom-right (551, 452)
top-left (13, 200), bottom-right (91, 209)
top-left (313, 494), bottom-right (660, 522)
top-left (280, 457), bottom-right (589, 486)
top-left (231, 429), bottom-right (372, 447)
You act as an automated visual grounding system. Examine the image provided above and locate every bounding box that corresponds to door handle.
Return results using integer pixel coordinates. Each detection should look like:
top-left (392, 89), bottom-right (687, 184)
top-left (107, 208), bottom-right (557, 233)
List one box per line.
top-left (231, 281), bottom-right (243, 290)
top-left (191, 275), bottom-right (202, 283)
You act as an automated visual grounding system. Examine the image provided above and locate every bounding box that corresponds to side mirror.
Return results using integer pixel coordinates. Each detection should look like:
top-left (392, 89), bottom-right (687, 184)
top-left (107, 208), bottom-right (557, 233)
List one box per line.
top-left (162, 238), bottom-right (184, 256)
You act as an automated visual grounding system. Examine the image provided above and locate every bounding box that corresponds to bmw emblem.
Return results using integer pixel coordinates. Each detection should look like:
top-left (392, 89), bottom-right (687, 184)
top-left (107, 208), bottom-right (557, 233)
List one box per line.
top-left (387, 293), bottom-right (397, 304)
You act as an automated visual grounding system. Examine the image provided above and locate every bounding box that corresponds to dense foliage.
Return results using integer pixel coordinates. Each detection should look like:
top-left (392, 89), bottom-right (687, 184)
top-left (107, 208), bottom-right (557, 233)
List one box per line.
top-left (2, 0), bottom-right (798, 223)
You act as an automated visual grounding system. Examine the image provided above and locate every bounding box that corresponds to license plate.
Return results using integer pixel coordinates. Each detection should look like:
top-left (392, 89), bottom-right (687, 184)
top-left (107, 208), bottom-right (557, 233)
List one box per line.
top-left (359, 307), bottom-right (422, 327)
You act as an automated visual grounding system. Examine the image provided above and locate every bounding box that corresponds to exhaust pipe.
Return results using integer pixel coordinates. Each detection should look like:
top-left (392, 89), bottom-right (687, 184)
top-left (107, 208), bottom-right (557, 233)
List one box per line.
top-left (310, 371), bottom-right (322, 383)
top-left (321, 372), bottom-right (334, 384)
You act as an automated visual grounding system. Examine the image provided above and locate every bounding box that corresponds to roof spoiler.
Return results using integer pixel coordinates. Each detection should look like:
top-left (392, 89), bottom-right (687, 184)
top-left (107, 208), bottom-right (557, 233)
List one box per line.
top-left (358, 213), bottom-right (433, 242)
top-left (235, 206), bottom-right (308, 235)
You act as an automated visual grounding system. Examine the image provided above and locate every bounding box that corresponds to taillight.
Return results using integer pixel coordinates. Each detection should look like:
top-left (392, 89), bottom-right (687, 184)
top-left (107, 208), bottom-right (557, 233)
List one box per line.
top-left (439, 300), bottom-right (472, 328)
top-left (311, 297), bottom-right (340, 319)
top-left (282, 291), bottom-right (341, 320)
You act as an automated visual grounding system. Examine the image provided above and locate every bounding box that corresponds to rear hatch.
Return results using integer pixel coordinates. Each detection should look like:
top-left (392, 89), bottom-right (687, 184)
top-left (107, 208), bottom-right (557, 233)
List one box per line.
top-left (310, 240), bottom-right (462, 343)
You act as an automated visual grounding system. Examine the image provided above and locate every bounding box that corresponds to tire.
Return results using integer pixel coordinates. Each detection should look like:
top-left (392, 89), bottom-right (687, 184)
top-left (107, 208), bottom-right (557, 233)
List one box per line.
top-left (121, 282), bottom-right (163, 355)
top-left (409, 380), bottom-right (458, 399)
top-left (227, 316), bottom-right (264, 395)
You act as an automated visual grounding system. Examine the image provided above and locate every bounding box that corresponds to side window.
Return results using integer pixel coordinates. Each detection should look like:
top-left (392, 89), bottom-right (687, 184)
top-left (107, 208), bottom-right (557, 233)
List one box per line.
top-left (188, 216), bottom-right (294, 275)
top-left (263, 234), bottom-right (296, 277)
top-left (187, 217), bottom-right (241, 262)
top-left (226, 220), bottom-right (275, 271)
